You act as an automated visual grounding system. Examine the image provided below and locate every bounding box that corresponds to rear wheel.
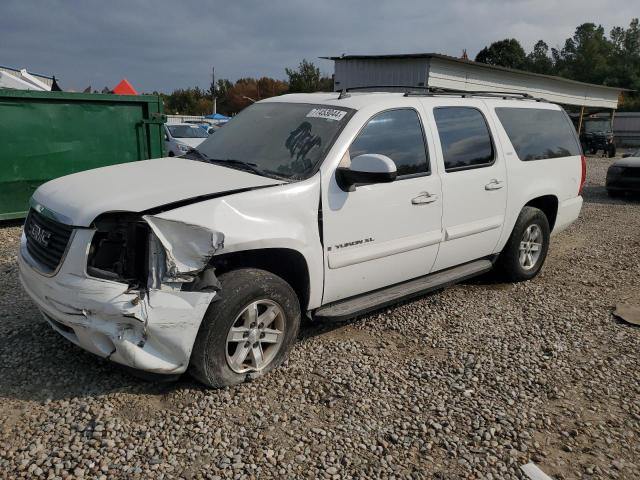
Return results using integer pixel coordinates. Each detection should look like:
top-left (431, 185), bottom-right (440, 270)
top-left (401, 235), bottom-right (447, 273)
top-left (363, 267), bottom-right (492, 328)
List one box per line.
top-left (496, 207), bottom-right (550, 282)
top-left (189, 268), bottom-right (300, 388)
top-left (607, 144), bottom-right (616, 158)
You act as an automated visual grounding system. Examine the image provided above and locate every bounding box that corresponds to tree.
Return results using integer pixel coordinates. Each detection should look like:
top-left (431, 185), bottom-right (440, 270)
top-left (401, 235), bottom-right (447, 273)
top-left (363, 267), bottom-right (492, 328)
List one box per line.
top-left (256, 77), bottom-right (289, 99)
top-left (608, 19), bottom-right (640, 110)
top-left (475, 38), bottom-right (527, 69)
top-left (554, 23), bottom-right (612, 85)
top-left (526, 40), bottom-right (554, 74)
top-left (318, 76), bottom-right (334, 92)
top-left (286, 59), bottom-right (321, 92)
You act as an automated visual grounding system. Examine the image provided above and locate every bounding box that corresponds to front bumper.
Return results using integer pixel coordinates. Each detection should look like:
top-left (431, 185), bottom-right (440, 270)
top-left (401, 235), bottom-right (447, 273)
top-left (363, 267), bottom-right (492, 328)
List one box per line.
top-left (606, 174), bottom-right (640, 193)
top-left (18, 229), bottom-right (215, 374)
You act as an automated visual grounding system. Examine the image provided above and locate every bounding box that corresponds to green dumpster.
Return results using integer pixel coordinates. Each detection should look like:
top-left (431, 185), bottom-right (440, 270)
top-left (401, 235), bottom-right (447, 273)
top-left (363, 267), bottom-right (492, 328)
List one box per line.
top-left (0, 89), bottom-right (166, 220)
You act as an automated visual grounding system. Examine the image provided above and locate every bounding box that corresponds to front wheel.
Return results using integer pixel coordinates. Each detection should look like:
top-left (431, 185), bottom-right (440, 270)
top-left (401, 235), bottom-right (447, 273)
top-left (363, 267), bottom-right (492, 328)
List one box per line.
top-left (495, 207), bottom-right (550, 282)
top-left (189, 268), bottom-right (301, 388)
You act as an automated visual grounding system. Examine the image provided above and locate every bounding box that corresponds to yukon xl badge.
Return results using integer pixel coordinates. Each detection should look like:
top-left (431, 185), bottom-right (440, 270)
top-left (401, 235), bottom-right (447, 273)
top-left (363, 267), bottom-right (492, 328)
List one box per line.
top-left (28, 223), bottom-right (52, 247)
top-left (327, 237), bottom-right (374, 251)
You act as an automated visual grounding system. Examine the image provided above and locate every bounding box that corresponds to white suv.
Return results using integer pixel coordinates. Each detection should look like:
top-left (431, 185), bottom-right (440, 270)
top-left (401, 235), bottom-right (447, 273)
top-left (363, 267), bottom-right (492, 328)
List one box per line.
top-left (19, 90), bottom-right (585, 387)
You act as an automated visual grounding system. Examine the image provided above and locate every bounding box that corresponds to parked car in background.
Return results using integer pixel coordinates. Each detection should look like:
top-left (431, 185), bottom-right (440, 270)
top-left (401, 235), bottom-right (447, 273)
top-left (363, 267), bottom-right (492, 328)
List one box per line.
top-left (19, 91), bottom-right (584, 388)
top-left (202, 124), bottom-right (220, 135)
top-left (183, 120), bottom-right (216, 132)
top-left (164, 123), bottom-right (209, 156)
top-left (580, 117), bottom-right (616, 158)
top-left (606, 149), bottom-right (640, 197)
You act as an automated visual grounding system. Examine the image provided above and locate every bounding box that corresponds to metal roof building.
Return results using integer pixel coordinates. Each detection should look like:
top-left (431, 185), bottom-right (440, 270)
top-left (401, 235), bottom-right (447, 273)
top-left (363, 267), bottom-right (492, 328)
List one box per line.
top-left (0, 65), bottom-right (55, 90)
top-left (321, 53), bottom-right (627, 110)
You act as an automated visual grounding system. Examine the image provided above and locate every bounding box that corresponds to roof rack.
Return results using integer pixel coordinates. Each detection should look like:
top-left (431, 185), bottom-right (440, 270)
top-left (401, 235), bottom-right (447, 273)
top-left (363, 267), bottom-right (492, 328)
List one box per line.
top-left (338, 85), bottom-right (428, 99)
top-left (334, 85), bottom-right (545, 102)
top-left (404, 87), bottom-right (543, 101)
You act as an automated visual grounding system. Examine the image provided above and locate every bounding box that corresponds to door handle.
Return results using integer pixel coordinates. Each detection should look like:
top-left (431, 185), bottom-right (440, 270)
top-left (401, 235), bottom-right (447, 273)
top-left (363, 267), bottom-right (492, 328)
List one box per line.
top-left (485, 179), bottom-right (504, 191)
top-left (411, 192), bottom-right (438, 205)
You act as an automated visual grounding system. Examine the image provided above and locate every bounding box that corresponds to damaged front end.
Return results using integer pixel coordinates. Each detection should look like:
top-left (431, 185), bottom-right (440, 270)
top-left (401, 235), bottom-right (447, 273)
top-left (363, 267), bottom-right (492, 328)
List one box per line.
top-left (88, 213), bottom-right (224, 290)
top-left (19, 211), bottom-right (224, 375)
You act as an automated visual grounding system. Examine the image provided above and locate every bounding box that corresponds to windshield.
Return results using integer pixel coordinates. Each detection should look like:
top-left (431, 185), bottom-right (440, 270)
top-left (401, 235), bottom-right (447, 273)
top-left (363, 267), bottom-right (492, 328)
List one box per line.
top-left (584, 119), bottom-right (611, 133)
top-left (168, 125), bottom-right (209, 138)
top-left (195, 102), bottom-right (354, 179)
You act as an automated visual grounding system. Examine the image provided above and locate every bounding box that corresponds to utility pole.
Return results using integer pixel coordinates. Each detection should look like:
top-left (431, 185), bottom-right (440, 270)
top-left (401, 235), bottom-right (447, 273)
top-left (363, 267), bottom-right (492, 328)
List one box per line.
top-left (212, 66), bottom-right (217, 115)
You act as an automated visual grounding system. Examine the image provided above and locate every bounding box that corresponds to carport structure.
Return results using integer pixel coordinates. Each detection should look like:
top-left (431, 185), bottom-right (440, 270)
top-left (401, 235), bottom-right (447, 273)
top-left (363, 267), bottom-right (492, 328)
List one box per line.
top-left (321, 53), bottom-right (629, 135)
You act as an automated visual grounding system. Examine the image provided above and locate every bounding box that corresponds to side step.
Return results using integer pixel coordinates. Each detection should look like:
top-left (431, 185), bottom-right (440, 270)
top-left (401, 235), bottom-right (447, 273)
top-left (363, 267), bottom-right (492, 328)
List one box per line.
top-left (314, 259), bottom-right (493, 321)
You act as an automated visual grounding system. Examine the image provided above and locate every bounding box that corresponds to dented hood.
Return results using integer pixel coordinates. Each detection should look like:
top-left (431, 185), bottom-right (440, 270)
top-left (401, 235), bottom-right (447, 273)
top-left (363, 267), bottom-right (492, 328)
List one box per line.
top-left (32, 157), bottom-right (283, 227)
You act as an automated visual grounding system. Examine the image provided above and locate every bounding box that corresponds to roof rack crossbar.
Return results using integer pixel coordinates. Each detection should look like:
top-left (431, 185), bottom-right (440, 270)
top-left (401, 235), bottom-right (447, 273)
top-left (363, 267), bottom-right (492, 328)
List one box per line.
top-left (345, 85), bottom-right (429, 92)
top-left (404, 88), bottom-right (545, 102)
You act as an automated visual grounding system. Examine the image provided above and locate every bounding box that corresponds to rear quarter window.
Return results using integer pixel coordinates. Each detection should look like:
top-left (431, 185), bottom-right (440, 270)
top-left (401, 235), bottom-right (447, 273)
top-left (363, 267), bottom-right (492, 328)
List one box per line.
top-left (495, 107), bottom-right (581, 161)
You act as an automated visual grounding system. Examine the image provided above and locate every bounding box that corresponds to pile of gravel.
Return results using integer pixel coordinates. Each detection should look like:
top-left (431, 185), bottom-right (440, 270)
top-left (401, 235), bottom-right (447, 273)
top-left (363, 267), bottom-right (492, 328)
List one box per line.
top-left (0, 156), bottom-right (638, 479)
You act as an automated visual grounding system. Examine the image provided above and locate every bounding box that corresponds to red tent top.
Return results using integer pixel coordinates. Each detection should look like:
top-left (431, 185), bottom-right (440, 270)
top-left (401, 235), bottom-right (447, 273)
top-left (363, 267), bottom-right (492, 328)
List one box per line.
top-left (112, 78), bottom-right (138, 95)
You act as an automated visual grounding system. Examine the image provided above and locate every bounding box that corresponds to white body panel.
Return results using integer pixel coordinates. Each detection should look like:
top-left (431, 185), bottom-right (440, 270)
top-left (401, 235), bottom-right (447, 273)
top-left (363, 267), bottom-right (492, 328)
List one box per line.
top-left (32, 157), bottom-right (282, 227)
top-left (422, 98), bottom-right (508, 272)
top-left (320, 98), bottom-right (443, 302)
top-left (19, 92), bottom-right (584, 375)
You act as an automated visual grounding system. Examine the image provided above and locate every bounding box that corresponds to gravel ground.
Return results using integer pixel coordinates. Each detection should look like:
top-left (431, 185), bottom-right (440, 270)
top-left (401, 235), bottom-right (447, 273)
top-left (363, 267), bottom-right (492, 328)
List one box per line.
top-left (1, 156), bottom-right (639, 480)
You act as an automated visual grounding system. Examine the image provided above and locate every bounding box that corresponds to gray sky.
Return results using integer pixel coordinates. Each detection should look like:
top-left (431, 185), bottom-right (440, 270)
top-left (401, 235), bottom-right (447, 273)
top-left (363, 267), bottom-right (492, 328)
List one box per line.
top-left (1, 0), bottom-right (637, 93)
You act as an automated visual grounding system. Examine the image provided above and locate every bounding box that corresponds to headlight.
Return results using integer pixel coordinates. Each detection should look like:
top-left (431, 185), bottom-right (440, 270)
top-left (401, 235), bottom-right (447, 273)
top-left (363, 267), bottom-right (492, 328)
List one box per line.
top-left (87, 213), bottom-right (150, 286)
top-left (177, 143), bottom-right (190, 152)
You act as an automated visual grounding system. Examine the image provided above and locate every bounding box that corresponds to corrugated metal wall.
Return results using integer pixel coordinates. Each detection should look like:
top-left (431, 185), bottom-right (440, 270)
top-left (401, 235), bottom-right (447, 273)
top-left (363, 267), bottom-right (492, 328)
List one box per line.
top-left (333, 59), bottom-right (428, 91)
top-left (614, 113), bottom-right (640, 146)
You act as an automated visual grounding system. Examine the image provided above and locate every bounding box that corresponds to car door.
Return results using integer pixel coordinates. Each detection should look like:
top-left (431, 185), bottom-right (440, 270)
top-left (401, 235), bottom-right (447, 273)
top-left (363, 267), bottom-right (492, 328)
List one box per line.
top-left (322, 107), bottom-right (443, 304)
top-left (426, 99), bottom-right (507, 271)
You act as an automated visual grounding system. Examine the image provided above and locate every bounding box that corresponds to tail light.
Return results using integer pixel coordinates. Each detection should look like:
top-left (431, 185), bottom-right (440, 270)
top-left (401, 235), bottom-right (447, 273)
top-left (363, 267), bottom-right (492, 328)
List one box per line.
top-left (578, 155), bottom-right (587, 196)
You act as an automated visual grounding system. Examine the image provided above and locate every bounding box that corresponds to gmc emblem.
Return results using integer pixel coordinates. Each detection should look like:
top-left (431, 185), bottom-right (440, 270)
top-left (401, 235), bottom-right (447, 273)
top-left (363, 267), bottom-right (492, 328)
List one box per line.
top-left (28, 223), bottom-right (52, 247)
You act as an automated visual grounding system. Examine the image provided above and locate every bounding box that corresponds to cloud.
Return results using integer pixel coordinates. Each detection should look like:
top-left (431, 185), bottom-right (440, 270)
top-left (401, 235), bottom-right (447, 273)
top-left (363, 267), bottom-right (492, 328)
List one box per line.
top-left (1, 0), bottom-right (636, 92)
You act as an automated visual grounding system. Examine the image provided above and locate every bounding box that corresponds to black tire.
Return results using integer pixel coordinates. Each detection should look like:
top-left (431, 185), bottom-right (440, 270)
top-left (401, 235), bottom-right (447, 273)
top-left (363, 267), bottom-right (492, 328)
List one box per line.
top-left (495, 206), bottom-right (550, 282)
top-left (189, 268), bottom-right (301, 388)
top-left (589, 147), bottom-right (597, 155)
top-left (607, 144), bottom-right (616, 158)
top-left (168, 151), bottom-right (175, 157)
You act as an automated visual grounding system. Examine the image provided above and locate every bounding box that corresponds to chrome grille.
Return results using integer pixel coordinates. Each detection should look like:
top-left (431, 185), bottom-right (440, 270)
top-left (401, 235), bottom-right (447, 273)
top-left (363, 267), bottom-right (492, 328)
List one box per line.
top-left (24, 209), bottom-right (73, 273)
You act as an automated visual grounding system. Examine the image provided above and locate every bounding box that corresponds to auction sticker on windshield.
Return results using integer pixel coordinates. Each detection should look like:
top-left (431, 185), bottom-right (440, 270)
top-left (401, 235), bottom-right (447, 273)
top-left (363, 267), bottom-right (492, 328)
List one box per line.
top-left (306, 108), bottom-right (348, 121)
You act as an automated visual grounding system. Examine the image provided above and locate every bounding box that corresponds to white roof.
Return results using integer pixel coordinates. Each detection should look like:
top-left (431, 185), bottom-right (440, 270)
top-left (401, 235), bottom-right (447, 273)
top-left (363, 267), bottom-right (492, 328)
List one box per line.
top-left (260, 91), bottom-right (563, 112)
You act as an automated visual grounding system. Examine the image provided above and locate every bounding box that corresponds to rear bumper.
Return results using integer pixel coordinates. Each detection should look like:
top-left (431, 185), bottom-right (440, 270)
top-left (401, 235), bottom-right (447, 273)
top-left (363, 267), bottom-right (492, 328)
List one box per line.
top-left (552, 196), bottom-right (583, 235)
top-left (18, 230), bottom-right (215, 374)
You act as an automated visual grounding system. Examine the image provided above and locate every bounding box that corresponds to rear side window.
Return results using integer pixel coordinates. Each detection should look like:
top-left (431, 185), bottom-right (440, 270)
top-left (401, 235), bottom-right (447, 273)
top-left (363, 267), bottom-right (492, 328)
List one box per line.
top-left (349, 109), bottom-right (429, 177)
top-left (495, 107), bottom-right (581, 161)
top-left (433, 107), bottom-right (494, 172)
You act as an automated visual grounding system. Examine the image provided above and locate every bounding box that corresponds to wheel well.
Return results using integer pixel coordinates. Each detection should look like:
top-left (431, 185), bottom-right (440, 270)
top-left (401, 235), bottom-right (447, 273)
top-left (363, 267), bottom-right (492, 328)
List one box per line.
top-left (525, 195), bottom-right (558, 230)
top-left (211, 248), bottom-right (310, 310)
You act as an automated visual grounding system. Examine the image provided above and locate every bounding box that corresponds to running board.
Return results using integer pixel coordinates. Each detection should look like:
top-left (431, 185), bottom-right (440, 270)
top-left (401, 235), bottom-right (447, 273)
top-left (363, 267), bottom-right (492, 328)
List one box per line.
top-left (314, 259), bottom-right (493, 321)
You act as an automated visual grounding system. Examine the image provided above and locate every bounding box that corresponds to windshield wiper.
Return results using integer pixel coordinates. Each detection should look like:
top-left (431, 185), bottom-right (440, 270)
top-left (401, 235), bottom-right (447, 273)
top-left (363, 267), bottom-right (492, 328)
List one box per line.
top-left (182, 151), bottom-right (290, 180)
top-left (180, 148), bottom-right (209, 161)
top-left (206, 157), bottom-right (266, 176)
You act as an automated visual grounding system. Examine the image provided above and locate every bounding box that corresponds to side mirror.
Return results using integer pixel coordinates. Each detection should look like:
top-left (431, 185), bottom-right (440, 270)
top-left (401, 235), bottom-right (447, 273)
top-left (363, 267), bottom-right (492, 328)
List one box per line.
top-left (336, 154), bottom-right (397, 191)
